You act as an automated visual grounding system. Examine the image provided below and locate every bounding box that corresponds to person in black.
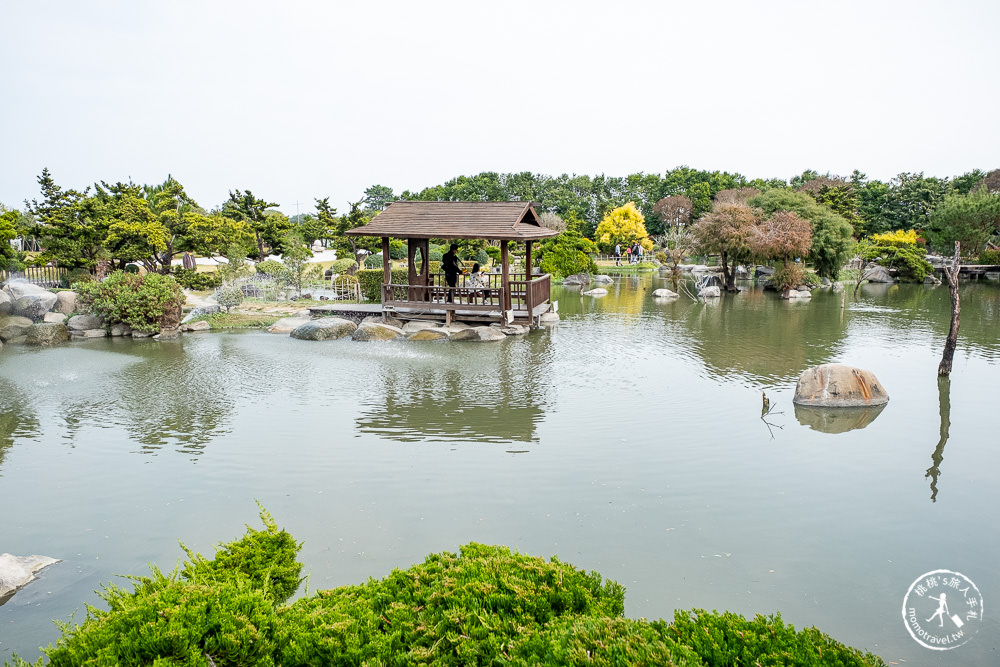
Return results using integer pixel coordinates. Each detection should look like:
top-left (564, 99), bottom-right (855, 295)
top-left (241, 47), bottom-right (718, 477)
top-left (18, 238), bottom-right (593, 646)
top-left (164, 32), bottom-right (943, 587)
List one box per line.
top-left (442, 243), bottom-right (461, 302)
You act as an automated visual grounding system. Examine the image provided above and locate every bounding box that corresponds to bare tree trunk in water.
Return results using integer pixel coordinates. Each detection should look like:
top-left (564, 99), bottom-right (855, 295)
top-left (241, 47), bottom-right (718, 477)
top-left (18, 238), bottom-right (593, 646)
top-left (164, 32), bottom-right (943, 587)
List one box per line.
top-left (925, 376), bottom-right (951, 502)
top-left (938, 242), bottom-right (961, 377)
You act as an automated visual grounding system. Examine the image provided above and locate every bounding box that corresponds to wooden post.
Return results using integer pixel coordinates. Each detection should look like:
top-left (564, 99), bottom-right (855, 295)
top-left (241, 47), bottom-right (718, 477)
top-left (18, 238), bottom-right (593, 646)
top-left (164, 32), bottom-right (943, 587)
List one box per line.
top-left (501, 241), bottom-right (511, 313)
top-left (381, 237), bottom-right (391, 285)
top-left (938, 242), bottom-right (961, 377)
top-left (525, 241), bottom-right (533, 278)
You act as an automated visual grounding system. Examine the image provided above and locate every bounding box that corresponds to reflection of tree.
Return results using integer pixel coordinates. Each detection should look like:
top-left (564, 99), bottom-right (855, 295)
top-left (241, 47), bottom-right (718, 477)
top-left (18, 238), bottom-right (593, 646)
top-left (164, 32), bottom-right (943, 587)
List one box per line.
top-left (0, 378), bottom-right (39, 472)
top-left (357, 336), bottom-right (551, 445)
top-left (674, 288), bottom-right (849, 385)
top-left (925, 377), bottom-right (951, 502)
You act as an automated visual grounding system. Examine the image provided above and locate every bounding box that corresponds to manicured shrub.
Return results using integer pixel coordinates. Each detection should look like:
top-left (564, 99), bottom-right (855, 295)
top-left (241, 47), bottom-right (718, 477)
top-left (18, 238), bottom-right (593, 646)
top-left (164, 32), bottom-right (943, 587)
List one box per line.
top-left (355, 268), bottom-right (409, 301)
top-left (388, 239), bottom-right (406, 260)
top-left (428, 248), bottom-right (443, 262)
top-left (485, 246), bottom-right (501, 262)
top-left (856, 230), bottom-right (933, 281)
top-left (214, 285), bottom-right (245, 312)
top-left (668, 609), bottom-right (884, 666)
top-left (74, 271), bottom-right (183, 333)
top-left (977, 248), bottom-right (1000, 264)
top-left (255, 259), bottom-right (285, 277)
top-left (364, 252), bottom-right (384, 269)
top-left (170, 267), bottom-right (222, 290)
top-left (324, 258), bottom-right (357, 278)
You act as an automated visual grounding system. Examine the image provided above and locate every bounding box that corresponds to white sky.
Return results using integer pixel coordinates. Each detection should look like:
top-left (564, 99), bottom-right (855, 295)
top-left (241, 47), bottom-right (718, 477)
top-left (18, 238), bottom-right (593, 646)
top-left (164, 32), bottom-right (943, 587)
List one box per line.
top-left (2, 0), bottom-right (998, 217)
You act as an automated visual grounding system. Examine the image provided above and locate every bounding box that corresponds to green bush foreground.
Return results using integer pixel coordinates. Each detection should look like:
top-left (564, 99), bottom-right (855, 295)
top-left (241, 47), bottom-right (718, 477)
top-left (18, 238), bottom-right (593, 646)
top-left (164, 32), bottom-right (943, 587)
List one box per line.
top-left (12, 509), bottom-right (885, 667)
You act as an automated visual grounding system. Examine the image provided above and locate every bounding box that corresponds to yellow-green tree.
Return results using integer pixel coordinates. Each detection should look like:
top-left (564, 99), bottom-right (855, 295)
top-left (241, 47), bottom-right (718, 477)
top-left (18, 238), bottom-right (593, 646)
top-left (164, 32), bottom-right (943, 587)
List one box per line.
top-left (594, 202), bottom-right (648, 252)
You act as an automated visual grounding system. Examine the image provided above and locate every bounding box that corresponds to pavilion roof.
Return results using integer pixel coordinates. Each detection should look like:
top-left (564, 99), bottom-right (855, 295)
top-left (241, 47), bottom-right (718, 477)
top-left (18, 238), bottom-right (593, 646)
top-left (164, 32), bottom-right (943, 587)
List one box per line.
top-left (345, 201), bottom-right (560, 241)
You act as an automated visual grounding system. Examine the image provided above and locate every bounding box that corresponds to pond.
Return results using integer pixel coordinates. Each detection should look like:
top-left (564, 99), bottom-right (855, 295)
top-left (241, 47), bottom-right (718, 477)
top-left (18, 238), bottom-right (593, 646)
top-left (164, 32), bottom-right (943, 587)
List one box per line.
top-left (1, 276), bottom-right (998, 664)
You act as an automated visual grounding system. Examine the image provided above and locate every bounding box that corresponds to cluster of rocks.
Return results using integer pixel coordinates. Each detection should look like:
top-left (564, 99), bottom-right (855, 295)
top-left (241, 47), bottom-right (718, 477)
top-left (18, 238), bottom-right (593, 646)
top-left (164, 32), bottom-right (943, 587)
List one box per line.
top-left (274, 314), bottom-right (544, 343)
top-left (0, 280), bottom-right (208, 350)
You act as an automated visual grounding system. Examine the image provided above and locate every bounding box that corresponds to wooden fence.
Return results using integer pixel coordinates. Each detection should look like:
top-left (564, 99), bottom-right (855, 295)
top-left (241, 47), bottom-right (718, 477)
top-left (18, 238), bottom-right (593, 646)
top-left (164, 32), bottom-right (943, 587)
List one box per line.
top-left (0, 266), bottom-right (68, 288)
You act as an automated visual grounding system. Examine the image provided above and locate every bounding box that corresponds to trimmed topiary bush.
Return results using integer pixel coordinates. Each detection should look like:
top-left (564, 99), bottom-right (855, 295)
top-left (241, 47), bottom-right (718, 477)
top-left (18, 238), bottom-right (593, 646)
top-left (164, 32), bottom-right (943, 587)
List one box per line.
top-left (214, 285), bottom-right (245, 312)
top-left (255, 259), bottom-right (285, 277)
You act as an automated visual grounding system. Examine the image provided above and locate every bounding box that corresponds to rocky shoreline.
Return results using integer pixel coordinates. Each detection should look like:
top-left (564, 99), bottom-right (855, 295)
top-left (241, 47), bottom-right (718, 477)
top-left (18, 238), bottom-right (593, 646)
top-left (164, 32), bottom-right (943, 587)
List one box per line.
top-left (0, 279), bottom-right (558, 350)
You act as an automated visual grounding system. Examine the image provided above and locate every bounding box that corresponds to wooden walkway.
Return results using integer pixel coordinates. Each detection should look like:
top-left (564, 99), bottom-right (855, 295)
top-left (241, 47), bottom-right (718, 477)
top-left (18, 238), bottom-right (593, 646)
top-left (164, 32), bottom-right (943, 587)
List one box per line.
top-left (931, 264), bottom-right (1000, 278)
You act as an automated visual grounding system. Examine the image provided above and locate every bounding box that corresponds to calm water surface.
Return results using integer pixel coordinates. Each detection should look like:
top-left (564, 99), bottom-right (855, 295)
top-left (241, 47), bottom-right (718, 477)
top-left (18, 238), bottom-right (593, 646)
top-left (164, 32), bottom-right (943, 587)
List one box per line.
top-left (1, 277), bottom-right (999, 664)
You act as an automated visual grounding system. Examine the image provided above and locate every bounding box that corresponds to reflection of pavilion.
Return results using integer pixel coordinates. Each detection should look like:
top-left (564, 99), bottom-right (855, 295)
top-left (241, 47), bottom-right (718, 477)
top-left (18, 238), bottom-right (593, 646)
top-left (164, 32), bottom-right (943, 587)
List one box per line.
top-left (356, 336), bottom-right (551, 445)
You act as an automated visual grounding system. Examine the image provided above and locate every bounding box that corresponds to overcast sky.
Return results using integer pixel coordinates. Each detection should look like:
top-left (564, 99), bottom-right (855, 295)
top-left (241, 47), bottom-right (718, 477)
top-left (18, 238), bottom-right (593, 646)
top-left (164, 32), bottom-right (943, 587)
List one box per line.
top-left (2, 0), bottom-right (998, 216)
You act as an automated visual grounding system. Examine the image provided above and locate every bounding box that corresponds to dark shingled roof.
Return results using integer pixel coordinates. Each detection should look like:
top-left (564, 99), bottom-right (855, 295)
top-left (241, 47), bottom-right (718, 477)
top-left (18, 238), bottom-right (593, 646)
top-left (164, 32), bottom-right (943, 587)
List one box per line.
top-left (345, 201), bottom-right (560, 241)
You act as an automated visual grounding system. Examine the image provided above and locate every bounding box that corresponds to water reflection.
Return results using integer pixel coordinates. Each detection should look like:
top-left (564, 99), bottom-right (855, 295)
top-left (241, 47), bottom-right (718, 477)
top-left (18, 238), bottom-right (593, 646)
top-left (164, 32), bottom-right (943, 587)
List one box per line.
top-left (925, 377), bottom-right (951, 502)
top-left (793, 403), bottom-right (886, 434)
top-left (0, 378), bottom-right (39, 472)
top-left (356, 337), bottom-right (551, 444)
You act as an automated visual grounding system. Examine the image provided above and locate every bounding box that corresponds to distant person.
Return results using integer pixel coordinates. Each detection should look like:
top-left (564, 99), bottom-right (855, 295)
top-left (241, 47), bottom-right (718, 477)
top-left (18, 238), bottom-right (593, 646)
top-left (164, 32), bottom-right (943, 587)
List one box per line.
top-left (468, 263), bottom-right (490, 302)
top-left (624, 245), bottom-right (632, 264)
top-left (614, 244), bottom-right (622, 266)
top-left (442, 243), bottom-right (461, 303)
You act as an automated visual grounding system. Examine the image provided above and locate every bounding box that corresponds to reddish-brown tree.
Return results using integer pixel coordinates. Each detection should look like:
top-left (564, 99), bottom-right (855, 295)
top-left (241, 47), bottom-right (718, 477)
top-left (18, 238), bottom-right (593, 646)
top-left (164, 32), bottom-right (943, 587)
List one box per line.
top-left (652, 195), bottom-right (693, 231)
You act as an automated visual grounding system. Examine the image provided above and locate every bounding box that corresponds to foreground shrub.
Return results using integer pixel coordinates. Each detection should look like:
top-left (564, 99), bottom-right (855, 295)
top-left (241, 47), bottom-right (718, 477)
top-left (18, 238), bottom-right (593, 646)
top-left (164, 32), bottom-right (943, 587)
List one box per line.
top-left (15, 515), bottom-right (886, 667)
top-left (668, 609), bottom-right (884, 666)
top-left (508, 616), bottom-right (702, 666)
top-left (33, 507), bottom-right (300, 667)
top-left (74, 271), bottom-right (183, 333)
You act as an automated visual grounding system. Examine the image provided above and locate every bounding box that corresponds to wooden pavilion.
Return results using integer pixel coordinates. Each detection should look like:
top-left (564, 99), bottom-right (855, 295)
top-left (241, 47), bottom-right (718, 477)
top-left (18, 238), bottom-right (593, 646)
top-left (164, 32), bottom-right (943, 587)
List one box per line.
top-left (346, 201), bottom-right (559, 325)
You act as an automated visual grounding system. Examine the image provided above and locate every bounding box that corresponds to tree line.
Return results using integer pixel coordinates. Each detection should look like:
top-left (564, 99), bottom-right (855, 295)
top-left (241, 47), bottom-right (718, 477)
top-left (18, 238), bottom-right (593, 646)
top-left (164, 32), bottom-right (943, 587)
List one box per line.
top-left (3, 166), bottom-right (998, 280)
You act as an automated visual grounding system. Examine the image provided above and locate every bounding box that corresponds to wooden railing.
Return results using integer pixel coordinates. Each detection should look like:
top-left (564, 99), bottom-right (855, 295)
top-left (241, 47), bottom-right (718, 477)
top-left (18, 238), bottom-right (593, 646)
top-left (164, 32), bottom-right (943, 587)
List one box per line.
top-left (0, 266), bottom-right (67, 287)
top-left (382, 272), bottom-right (551, 317)
top-left (383, 283), bottom-right (504, 312)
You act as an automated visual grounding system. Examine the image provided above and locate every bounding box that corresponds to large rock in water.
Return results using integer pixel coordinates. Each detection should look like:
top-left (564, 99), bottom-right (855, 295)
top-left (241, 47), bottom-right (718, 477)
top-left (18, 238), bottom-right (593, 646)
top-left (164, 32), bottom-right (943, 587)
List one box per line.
top-left (26, 323), bottom-right (68, 346)
top-left (449, 326), bottom-right (507, 342)
top-left (268, 316), bottom-right (310, 334)
top-left (4, 282), bottom-right (58, 321)
top-left (407, 327), bottom-right (450, 341)
top-left (652, 288), bottom-right (678, 299)
top-left (0, 315), bottom-right (34, 342)
top-left (351, 321), bottom-right (405, 341)
top-left (0, 553), bottom-right (60, 605)
top-left (793, 364), bottom-right (889, 407)
top-left (864, 265), bottom-right (894, 283)
top-left (67, 314), bottom-right (106, 332)
top-left (290, 317), bottom-right (357, 341)
top-left (0, 290), bottom-right (12, 316)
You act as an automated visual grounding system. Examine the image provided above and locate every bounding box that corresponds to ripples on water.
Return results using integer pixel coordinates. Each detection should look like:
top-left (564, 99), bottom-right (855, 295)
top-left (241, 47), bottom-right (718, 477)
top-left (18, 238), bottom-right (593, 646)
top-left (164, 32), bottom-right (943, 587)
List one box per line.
top-left (1, 277), bottom-right (999, 665)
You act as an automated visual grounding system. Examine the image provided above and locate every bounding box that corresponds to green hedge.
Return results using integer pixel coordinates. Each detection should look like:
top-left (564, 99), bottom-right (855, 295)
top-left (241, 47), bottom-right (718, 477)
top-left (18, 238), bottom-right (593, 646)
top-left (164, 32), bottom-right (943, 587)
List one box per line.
top-left (355, 268), bottom-right (409, 302)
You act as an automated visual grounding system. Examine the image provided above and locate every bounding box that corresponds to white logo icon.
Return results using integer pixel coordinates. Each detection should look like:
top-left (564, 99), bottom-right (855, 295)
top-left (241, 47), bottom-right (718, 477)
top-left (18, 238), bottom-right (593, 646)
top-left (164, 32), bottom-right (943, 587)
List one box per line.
top-left (902, 569), bottom-right (983, 650)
